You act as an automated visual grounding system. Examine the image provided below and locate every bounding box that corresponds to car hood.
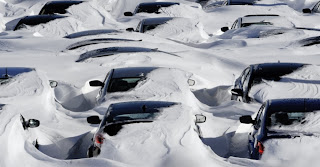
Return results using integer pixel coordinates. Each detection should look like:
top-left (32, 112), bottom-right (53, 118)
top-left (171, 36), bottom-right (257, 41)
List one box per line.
top-left (261, 135), bottom-right (320, 165)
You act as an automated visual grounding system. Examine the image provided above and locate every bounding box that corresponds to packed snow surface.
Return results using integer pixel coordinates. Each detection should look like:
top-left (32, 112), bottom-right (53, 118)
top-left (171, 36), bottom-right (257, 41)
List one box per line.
top-left (1, 0), bottom-right (320, 166)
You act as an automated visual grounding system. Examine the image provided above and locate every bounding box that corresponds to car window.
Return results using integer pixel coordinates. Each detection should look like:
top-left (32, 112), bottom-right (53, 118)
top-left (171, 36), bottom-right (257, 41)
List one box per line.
top-left (312, 1), bottom-right (320, 13)
top-left (107, 77), bottom-right (143, 92)
top-left (267, 111), bottom-right (307, 129)
top-left (142, 24), bottom-right (159, 33)
top-left (231, 20), bottom-right (238, 29)
top-left (222, 0), bottom-right (228, 5)
top-left (241, 22), bottom-right (272, 27)
top-left (98, 71), bottom-right (110, 98)
top-left (242, 68), bottom-right (251, 90)
top-left (136, 21), bottom-right (142, 32)
top-left (254, 104), bottom-right (265, 129)
top-left (240, 67), bottom-right (250, 84)
top-left (112, 112), bottom-right (159, 122)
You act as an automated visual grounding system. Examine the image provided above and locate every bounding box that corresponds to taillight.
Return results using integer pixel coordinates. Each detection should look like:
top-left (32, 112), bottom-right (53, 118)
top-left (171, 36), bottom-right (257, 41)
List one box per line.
top-left (257, 141), bottom-right (264, 155)
top-left (95, 134), bottom-right (104, 145)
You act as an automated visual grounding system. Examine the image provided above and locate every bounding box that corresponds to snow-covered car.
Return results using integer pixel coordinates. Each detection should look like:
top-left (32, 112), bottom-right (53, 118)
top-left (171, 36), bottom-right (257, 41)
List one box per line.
top-left (0, 67), bottom-right (34, 84)
top-left (222, 0), bottom-right (255, 5)
top-left (14, 15), bottom-right (67, 31)
top-left (63, 29), bottom-right (120, 39)
top-left (86, 100), bottom-right (206, 158)
top-left (126, 17), bottom-right (174, 33)
top-left (302, 1), bottom-right (320, 13)
top-left (231, 62), bottom-right (307, 103)
top-left (75, 46), bottom-right (178, 62)
top-left (38, 1), bottom-right (83, 15)
top-left (123, 2), bottom-right (179, 16)
top-left (239, 98), bottom-right (320, 159)
top-left (296, 35), bottom-right (320, 47)
top-left (220, 14), bottom-right (292, 32)
top-left (65, 38), bottom-right (142, 50)
top-left (89, 67), bottom-right (195, 105)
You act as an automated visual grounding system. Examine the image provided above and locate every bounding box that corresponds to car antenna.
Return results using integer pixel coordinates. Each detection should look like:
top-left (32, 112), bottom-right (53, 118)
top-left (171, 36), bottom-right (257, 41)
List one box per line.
top-left (142, 105), bottom-right (147, 112)
top-left (3, 68), bottom-right (9, 79)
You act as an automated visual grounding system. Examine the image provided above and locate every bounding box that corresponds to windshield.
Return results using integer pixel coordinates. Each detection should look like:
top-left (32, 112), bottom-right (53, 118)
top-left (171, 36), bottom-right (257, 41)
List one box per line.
top-left (142, 24), bottom-right (160, 33)
top-left (107, 77), bottom-right (143, 92)
top-left (112, 112), bottom-right (159, 122)
top-left (241, 22), bottom-right (272, 27)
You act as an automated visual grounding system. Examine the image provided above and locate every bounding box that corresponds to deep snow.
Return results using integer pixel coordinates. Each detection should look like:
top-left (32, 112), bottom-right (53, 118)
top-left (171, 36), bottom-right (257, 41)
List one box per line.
top-left (0, 0), bottom-right (320, 166)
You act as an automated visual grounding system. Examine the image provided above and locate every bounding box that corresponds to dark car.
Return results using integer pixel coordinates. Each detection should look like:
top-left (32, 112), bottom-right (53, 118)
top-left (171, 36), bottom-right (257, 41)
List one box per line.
top-left (14, 15), bottom-right (67, 31)
top-left (89, 67), bottom-right (195, 105)
top-left (239, 98), bottom-right (320, 159)
top-left (0, 67), bottom-right (34, 84)
top-left (231, 62), bottom-right (306, 103)
top-left (126, 17), bottom-right (174, 33)
top-left (124, 2), bottom-right (179, 16)
top-left (65, 38), bottom-right (142, 50)
top-left (39, 1), bottom-right (83, 15)
top-left (86, 101), bottom-right (206, 157)
top-left (302, 1), bottom-right (320, 13)
top-left (222, 0), bottom-right (255, 5)
top-left (221, 14), bottom-right (282, 32)
top-left (89, 67), bottom-right (158, 104)
top-left (63, 29), bottom-right (119, 39)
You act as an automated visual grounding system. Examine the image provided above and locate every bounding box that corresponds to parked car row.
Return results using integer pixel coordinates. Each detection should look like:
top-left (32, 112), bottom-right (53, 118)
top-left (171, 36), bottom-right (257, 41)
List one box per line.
top-left (4, 0), bottom-right (320, 163)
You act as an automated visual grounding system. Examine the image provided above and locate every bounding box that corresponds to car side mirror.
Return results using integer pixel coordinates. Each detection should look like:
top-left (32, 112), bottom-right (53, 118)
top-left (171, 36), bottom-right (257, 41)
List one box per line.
top-left (221, 27), bottom-right (229, 32)
top-left (20, 114), bottom-right (40, 130)
top-left (188, 79), bottom-right (195, 86)
top-left (87, 116), bottom-right (101, 124)
top-left (124, 12), bottom-right (133, 16)
top-left (195, 114), bottom-right (206, 123)
top-left (239, 115), bottom-right (254, 124)
top-left (231, 88), bottom-right (243, 96)
top-left (89, 80), bottom-right (104, 87)
top-left (28, 119), bottom-right (40, 128)
top-left (49, 80), bottom-right (58, 88)
top-left (302, 8), bottom-right (311, 13)
top-left (126, 28), bottom-right (135, 32)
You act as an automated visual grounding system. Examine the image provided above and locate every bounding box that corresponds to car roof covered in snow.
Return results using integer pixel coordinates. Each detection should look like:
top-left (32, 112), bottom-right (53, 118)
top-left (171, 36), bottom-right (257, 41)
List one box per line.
top-left (251, 62), bottom-right (307, 77)
top-left (142, 17), bottom-right (175, 26)
top-left (266, 98), bottom-right (320, 114)
top-left (107, 101), bottom-right (177, 116)
top-left (0, 67), bottom-right (34, 79)
top-left (241, 15), bottom-right (281, 24)
top-left (14, 15), bottom-right (67, 30)
top-left (39, 1), bottom-right (84, 15)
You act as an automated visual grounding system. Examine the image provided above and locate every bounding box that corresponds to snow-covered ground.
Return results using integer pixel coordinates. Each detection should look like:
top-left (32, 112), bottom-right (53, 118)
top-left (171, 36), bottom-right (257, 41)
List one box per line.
top-left (0, 0), bottom-right (320, 166)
